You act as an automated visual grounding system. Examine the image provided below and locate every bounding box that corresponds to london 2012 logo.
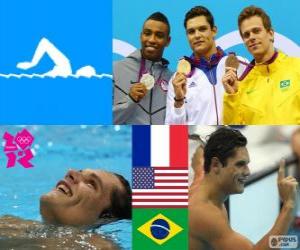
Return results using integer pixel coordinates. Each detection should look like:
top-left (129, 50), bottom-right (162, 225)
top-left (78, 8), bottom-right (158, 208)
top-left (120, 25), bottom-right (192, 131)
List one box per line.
top-left (2, 129), bottom-right (34, 168)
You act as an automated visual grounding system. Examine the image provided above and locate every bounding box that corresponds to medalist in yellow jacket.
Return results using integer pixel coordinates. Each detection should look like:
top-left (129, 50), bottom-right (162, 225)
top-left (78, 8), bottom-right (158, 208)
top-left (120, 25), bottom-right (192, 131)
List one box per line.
top-left (223, 51), bottom-right (300, 125)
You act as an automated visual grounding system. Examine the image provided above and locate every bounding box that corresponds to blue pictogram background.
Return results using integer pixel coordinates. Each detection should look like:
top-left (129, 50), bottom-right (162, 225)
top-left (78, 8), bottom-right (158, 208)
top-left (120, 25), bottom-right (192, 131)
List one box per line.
top-left (0, 0), bottom-right (112, 124)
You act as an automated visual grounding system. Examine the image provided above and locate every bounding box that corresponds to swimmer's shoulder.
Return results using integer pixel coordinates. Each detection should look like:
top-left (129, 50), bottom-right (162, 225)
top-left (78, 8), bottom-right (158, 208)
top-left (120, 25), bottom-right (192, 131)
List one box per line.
top-left (189, 200), bottom-right (228, 239)
top-left (190, 201), bottom-right (254, 250)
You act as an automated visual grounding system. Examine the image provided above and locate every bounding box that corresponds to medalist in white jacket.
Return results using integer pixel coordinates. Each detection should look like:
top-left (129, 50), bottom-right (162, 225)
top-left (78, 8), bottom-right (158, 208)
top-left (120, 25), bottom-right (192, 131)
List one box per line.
top-left (165, 54), bottom-right (248, 125)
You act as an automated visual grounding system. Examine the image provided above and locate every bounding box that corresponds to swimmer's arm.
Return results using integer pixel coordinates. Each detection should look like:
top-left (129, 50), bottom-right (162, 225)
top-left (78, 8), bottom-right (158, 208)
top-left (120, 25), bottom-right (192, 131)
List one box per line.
top-left (196, 203), bottom-right (294, 250)
top-left (0, 215), bottom-right (41, 237)
top-left (194, 207), bottom-right (253, 250)
top-left (252, 203), bottom-right (294, 250)
top-left (0, 216), bottom-right (119, 249)
top-left (252, 159), bottom-right (298, 249)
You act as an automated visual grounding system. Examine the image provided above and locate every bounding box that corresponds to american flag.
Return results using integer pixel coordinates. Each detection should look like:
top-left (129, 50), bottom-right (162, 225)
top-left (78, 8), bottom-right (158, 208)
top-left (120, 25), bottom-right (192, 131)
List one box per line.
top-left (132, 125), bottom-right (188, 208)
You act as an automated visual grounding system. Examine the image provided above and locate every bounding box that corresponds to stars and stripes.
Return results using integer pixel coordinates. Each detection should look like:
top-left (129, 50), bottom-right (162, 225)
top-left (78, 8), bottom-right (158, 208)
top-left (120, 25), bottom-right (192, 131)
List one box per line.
top-left (132, 125), bottom-right (188, 208)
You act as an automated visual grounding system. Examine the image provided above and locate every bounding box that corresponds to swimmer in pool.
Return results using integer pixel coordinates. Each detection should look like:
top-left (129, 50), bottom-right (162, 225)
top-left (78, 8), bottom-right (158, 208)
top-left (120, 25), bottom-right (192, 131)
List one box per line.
top-left (0, 168), bottom-right (131, 249)
top-left (40, 168), bottom-right (131, 226)
top-left (0, 215), bottom-right (120, 249)
top-left (189, 127), bottom-right (298, 250)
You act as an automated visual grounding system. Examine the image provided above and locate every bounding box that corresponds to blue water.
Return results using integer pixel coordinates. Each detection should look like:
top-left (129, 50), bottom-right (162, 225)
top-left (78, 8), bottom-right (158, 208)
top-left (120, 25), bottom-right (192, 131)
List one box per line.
top-left (0, 125), bottom-right (131, 250)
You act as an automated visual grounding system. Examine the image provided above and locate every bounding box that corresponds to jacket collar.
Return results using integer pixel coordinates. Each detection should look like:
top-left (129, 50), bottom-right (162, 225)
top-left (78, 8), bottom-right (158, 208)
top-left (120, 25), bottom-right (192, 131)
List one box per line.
top-left (250, 50), bottom-right (279, 66)
top-left (184, 46), bottom-right (226, 70)
top-left (239, 50), bottom-right (280, 81)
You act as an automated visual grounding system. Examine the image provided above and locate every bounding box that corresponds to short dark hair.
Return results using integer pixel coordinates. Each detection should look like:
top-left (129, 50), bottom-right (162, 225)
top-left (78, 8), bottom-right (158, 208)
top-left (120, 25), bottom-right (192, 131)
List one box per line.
top-left (145, 12), bottom-right (170, 35)
top-left (238, 6), bottom-right (272, 35)
top-left (99, 173), bottom-right (131, 222)
top-left (204, 127), bottom-right (247, 173)
top-left (184, 6), bottom-right (215, 29)
top-left (110, 173), bottom-right (132, 219)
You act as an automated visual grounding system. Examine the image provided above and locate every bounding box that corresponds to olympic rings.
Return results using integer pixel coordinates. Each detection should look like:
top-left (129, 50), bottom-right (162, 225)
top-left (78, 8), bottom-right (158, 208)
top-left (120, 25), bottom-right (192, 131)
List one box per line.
top-left (16, 136), bottom-right (32, 144)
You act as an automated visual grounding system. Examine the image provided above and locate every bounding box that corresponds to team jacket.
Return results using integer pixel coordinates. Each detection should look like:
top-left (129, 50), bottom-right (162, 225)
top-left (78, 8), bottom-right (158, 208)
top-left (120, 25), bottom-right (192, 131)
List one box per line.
top-left (223, 51), bottom-right (300, 125)
top-left (113, 50), bottom-right (173, 124)
top-left (165, 48), bottom-right (247, 125)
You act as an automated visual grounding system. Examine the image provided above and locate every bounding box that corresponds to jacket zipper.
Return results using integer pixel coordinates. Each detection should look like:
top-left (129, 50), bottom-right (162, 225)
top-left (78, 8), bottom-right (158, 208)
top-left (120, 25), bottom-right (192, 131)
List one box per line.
top-left (266, 65), bottom-right (272, 119)
top-left (213, 84), bottom-right (219, 125)
top-left (208, 67), bottom-right (219, 125)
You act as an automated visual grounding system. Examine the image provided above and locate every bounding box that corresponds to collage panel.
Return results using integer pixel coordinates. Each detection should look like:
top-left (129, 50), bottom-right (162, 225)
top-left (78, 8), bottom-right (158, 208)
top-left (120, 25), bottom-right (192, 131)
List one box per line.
top-left (1, 0), bottom-right (300, 249)
top-left (113, 0), bottom-right (300, 125)
top-left (0, 125), bottom-right (131, 249)
top-left (189, 126), bottom-right (300, 250)
top-left (0, 1), bottom-right (112, 124)
top-left (132, 125), bottom-right (188, 250)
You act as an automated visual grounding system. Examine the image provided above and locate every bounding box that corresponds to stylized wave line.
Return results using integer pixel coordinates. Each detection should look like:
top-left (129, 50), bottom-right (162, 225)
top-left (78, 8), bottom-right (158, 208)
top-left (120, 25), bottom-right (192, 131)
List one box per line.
top-left (0, 73), bottom-right (112, 79)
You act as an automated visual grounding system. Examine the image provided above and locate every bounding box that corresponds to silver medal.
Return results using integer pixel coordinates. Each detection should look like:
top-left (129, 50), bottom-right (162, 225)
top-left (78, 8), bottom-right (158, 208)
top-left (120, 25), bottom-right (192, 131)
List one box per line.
top-left (140, 73), bottom-right (155, 90)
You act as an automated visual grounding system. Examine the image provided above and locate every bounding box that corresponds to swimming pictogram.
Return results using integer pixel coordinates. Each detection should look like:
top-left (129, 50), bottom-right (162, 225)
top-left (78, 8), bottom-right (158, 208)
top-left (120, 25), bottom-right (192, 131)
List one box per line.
top-left (0, 37), bottom-right (111, 79)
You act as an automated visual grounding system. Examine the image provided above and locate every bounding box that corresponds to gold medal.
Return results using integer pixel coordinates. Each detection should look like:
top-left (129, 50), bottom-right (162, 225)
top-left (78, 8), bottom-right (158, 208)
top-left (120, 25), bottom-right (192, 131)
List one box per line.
top-left (140, 73), bottom-right (155, 90)
top-left (177, 59), bottom-right (191, 75)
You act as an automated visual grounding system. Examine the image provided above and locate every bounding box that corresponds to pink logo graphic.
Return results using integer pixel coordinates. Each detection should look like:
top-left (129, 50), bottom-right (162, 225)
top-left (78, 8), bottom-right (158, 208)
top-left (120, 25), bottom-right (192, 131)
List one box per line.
top-left (3, 129), bottom-right (34, 168)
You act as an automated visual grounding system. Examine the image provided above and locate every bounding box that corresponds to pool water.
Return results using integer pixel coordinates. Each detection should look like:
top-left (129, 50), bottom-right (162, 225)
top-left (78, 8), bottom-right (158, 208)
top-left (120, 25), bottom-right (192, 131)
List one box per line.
top-left (0, 125), bottom-right (132, 250)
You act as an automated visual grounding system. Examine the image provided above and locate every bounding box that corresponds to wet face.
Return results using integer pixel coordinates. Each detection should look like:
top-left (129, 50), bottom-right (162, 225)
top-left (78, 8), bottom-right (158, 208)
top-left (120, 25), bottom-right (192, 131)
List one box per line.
top-left (219, 147), bottom-right (250, 194)
top-left (186, 16), bottom-right (217, 59)
top-left (140, 19), bottom-right (170, 61)
top-left (240, 16), bottom-right (274, 63)
top-left (40, 169), bottom-right (124, 226)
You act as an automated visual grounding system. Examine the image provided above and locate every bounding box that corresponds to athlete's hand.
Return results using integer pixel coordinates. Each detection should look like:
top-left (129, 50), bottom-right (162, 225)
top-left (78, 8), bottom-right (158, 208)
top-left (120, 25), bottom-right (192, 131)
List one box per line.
top-left (277, 159), bottom-right (298, 208)
top-left (129, 83), bottom-right (147, 102)
top-left (222, 67), bottom-right (238, 94)
top-left (172, 72), bottom-right (187, 100)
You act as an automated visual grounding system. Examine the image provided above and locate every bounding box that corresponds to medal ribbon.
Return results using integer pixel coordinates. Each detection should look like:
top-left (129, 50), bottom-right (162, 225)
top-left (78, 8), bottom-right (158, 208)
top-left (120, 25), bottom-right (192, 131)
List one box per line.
top-left (138, 58), bottom-right (166, 90)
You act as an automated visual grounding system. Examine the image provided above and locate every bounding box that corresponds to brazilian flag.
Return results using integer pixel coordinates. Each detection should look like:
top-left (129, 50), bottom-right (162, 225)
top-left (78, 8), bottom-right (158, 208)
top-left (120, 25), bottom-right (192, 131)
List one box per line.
top-left (133, 208), bottom-right (188, 250)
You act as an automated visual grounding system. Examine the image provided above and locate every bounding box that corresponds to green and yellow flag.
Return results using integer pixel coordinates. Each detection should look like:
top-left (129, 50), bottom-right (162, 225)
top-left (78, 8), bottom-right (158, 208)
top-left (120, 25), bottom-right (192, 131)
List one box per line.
top-left (133, 208), bottom-right (188, 250)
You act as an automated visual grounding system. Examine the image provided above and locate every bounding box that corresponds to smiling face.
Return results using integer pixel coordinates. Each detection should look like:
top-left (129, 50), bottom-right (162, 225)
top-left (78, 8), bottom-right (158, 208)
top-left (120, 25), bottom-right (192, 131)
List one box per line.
top-left (186, 15), bottom-right (217, 59)
top-left (40, 169), bottom-right (124, 226)
top-left (240, 15), bottom-right (274, 63)
top-left (140, 19), bottom-right (170, 61)
top-left (218, 147), bottom-right (250, 194)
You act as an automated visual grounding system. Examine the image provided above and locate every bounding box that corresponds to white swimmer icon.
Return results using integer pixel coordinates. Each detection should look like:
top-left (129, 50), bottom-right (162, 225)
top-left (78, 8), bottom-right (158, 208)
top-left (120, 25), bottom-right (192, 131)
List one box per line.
top-left (0, 37), bottom-right (112, 79)
top-left (17, 37), bottom-right (73, 77)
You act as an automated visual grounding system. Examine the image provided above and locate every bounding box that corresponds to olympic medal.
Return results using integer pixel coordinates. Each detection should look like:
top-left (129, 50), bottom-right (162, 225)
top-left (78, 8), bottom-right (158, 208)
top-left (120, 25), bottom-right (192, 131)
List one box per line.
top-left (177, 59), bottom-right (191, 75)
top-left (140, 73), bottom-right (155, 90)
top-left (225, 54), bottom-right (239, 71)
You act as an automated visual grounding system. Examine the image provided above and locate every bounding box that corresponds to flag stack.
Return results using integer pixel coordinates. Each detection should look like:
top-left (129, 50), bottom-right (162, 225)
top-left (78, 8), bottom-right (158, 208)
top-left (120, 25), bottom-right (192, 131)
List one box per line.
top-left (132, 125), bottom-right (188, 250)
